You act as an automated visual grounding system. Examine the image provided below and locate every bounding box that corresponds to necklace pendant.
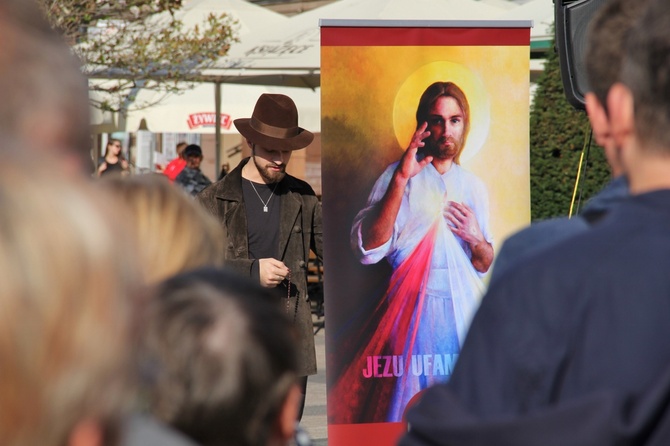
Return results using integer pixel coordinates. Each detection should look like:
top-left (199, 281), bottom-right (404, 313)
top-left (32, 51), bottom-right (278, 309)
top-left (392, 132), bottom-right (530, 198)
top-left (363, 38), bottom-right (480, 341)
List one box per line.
top-left (263, 205), bottom-right (268, 213)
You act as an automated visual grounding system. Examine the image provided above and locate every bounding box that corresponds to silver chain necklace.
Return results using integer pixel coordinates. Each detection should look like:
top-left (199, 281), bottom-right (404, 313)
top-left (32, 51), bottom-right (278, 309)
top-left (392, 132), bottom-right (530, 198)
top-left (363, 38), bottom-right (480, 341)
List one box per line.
top-left (248, 180), bottom-right (278, 213)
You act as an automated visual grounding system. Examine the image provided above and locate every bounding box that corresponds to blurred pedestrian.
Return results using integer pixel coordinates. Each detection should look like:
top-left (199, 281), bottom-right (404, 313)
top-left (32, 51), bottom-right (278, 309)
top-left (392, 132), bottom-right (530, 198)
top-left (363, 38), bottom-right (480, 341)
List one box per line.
top-left (175, 144), bottom-right (212, 196)
top-left (98, 138), bottom-right (130, 177)
top-left (163, 142), bottom-right (188, 182)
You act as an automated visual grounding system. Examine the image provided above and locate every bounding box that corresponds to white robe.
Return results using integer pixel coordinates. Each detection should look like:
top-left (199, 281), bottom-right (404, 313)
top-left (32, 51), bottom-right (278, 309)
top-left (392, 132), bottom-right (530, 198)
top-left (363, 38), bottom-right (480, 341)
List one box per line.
top-left (351, 161), bottom-right (491, 421)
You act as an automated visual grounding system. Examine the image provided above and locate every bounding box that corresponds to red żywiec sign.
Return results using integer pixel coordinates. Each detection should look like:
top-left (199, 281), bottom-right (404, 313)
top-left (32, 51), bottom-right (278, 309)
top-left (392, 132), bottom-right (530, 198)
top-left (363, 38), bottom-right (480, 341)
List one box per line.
top-left (187, 113), bottom-right (232, 130)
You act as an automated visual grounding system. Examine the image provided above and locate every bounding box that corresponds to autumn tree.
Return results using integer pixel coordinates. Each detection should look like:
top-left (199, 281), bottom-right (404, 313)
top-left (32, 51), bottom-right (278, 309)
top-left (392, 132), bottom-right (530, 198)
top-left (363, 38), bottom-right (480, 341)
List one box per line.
top-left (40, 0), bottom-right (240, 112)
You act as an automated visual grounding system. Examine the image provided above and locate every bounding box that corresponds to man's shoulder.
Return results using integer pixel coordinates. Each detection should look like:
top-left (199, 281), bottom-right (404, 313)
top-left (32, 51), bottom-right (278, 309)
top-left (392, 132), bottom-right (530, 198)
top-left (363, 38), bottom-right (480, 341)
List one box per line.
top-left (194, 169), bottom-right (211, 183)
top-left (164, 158), bottom-right (186, 173)
top-left (175, 167), bottom-right (197, 182)
top-left (173, 169), bottom-right (187, 183)
top-left (165, 157), bottom-right (184, 168)
top-left (197, 175), bottom-right (235, 199)
top-left (494, 209), bottom-right (644, 295)
top-left (491, 217), bottom-right (590, 283)
top-left (283, 174), bottom-right (317, 197)
top-left (175, 166), bottom-right (189, 177)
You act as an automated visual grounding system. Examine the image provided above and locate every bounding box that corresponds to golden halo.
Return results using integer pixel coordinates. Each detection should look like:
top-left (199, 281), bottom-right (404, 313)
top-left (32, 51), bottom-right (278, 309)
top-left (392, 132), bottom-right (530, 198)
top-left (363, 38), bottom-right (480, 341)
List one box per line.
top-left (393, 61), bottom-right (491, 163)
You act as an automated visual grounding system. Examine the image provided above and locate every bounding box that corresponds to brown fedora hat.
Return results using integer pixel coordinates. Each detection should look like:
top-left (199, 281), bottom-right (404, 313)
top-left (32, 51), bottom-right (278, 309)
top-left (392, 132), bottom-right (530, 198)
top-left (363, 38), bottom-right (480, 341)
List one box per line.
top-left (234, 93), bottom-right (314, 151)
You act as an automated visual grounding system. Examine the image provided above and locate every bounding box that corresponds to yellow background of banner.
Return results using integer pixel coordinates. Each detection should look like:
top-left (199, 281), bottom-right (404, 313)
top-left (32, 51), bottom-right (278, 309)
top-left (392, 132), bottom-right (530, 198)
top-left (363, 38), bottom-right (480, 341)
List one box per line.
top-left (321, 45), bottom-right (531, 252)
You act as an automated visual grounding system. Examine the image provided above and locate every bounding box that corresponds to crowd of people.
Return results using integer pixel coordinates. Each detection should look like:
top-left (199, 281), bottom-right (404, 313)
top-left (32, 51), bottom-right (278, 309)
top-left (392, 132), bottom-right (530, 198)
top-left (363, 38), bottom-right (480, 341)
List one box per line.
top-left (6, 0), bottom-right (670, 444)
top-left (0, 0), bottom-right (320, 445)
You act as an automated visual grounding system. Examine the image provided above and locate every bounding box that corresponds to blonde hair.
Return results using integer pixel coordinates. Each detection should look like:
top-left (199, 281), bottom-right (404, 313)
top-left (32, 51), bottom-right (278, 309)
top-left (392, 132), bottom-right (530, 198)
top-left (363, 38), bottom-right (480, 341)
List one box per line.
top-left (98, 174), bottom-right (225, 284)
top-left (0, 150), bottom-right (139, 446)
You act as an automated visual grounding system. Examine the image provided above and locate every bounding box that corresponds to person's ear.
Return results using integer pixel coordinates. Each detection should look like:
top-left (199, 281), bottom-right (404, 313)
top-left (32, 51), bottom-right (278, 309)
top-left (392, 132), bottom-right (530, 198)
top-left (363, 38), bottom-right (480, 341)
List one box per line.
top-left (276, 384), bottom-right (301, 443)
top-left (585, 92), bottom-right (610, 147)
top-left (67, 419), bottom-right (103, 446)
top-left (607, 82), bottom-right (635, 148)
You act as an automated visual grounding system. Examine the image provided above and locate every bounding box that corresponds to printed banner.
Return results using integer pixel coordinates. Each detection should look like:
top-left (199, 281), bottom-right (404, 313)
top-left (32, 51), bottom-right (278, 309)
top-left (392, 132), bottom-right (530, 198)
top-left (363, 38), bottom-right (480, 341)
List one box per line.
top-left (320, 22), bottom-right (531, 445)
top-left (186, 112), bottom-right (233, 130)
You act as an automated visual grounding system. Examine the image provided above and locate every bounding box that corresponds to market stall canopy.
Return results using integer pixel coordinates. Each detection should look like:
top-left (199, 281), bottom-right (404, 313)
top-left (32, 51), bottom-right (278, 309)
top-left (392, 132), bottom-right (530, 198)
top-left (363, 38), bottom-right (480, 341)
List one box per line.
top-left (87, 0), bottom-right (288, 83)
top-left (495, 0), bottom-right (553, 52)
top-left (478, 0), bottom-right (517, 10)
top-left (200, 0), bottom-right (509, 83)
top-left (177, 0), bottom-right (287, 34)
top-left (89, 0), bottom-right (289, 126)
top-left (122, 83), bottom-right (321, 134)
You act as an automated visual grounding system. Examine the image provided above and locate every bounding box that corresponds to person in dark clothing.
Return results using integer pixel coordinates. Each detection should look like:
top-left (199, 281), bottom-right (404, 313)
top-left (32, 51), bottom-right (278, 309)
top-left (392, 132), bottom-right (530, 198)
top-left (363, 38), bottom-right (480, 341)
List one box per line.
top-left (196, 94), bottom-right (322, 422)
top-left (98, 138), bottom-right (130, 177)
top-left (488, 0), bottom-right (642, 284)
top-left (175, 144), bottom-right (212, 196)
top-left (401, 0), bottom-right (670, 444)
top-left (490, 175), bottom-right (628, 284)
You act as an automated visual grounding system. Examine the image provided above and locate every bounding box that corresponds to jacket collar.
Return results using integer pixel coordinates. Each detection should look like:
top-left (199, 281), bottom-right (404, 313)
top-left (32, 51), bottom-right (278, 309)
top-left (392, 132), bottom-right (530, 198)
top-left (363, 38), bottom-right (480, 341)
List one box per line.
top-left (213, 157), bottom-right (249, 202)
top-left (215, 156), bottom-right (301, 200)
top-left (211, 157), bottom-right (304, 260)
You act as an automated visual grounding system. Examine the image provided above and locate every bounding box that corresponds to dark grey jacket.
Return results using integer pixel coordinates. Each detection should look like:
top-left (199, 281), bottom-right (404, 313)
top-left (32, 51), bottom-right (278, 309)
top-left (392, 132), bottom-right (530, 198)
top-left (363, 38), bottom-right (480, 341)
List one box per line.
top-left (196, 157), bottom-right (323, 376)
top-left (401, 190), bottom-right (670, 446)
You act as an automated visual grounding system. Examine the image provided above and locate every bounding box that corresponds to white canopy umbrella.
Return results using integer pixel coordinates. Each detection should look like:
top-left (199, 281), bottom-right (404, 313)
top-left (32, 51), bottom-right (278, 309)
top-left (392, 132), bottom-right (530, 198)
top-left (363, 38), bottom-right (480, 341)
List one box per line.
top-left (123, 82), bottom-right (321, 134)
top-left (122, 82), bottom-right (320, 175)
top-left (478, 0), bottom-right (517, 10)
top-left (92, 0), bottom-right (291, 170)
top-left (495, 0), bottom-right (553, 49)
top-left (203, 0), bottom-right (509, 77)
top-left (91, 0), bottom-right (289, 118)
top-left (149, 0), bottom-right (287, 35)
top-left (191, 0), bottom-right (514, 175)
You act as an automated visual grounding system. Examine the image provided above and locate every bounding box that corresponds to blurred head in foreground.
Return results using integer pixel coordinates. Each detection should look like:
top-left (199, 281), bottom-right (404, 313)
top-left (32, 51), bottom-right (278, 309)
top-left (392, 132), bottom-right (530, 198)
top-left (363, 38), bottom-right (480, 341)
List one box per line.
top-left (0, 149), bottom-right (140, 446)
top-left (97, 174), bottom-right (225, 284)
top-left (0, 0), bottom-right (93, 175)
top-left (144, 268), bottom-right (301, 446)
top-left (584, 0), bottom-right (653, 177)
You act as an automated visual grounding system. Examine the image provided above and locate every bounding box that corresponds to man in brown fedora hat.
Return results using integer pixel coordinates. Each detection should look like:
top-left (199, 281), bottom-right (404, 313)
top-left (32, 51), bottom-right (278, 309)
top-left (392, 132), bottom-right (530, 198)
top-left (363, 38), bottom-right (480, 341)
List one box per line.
top-left (197, 93), bottom-right (323, 421)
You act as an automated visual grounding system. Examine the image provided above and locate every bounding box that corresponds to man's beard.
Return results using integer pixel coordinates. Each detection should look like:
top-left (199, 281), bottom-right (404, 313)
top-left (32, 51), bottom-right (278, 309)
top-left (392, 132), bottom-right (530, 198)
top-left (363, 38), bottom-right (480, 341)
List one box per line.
top-left (424, 135), bottom-right (464, 161)
top-left (253, 155), bottom-right (286, 183)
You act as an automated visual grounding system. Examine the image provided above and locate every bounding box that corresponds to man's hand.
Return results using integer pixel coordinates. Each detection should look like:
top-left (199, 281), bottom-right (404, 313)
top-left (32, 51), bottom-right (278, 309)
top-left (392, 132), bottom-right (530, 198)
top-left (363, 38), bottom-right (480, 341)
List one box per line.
top-left (445, 201), bottom-right (494, 273)
top-left (396, 122), bottom-right (434, 181)
top-left (360, 123), bottom-right (433, 251)
top-left (445, 201), bottom-right (485, 245)
top-left (258, 258), bottom-right (289, 288)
